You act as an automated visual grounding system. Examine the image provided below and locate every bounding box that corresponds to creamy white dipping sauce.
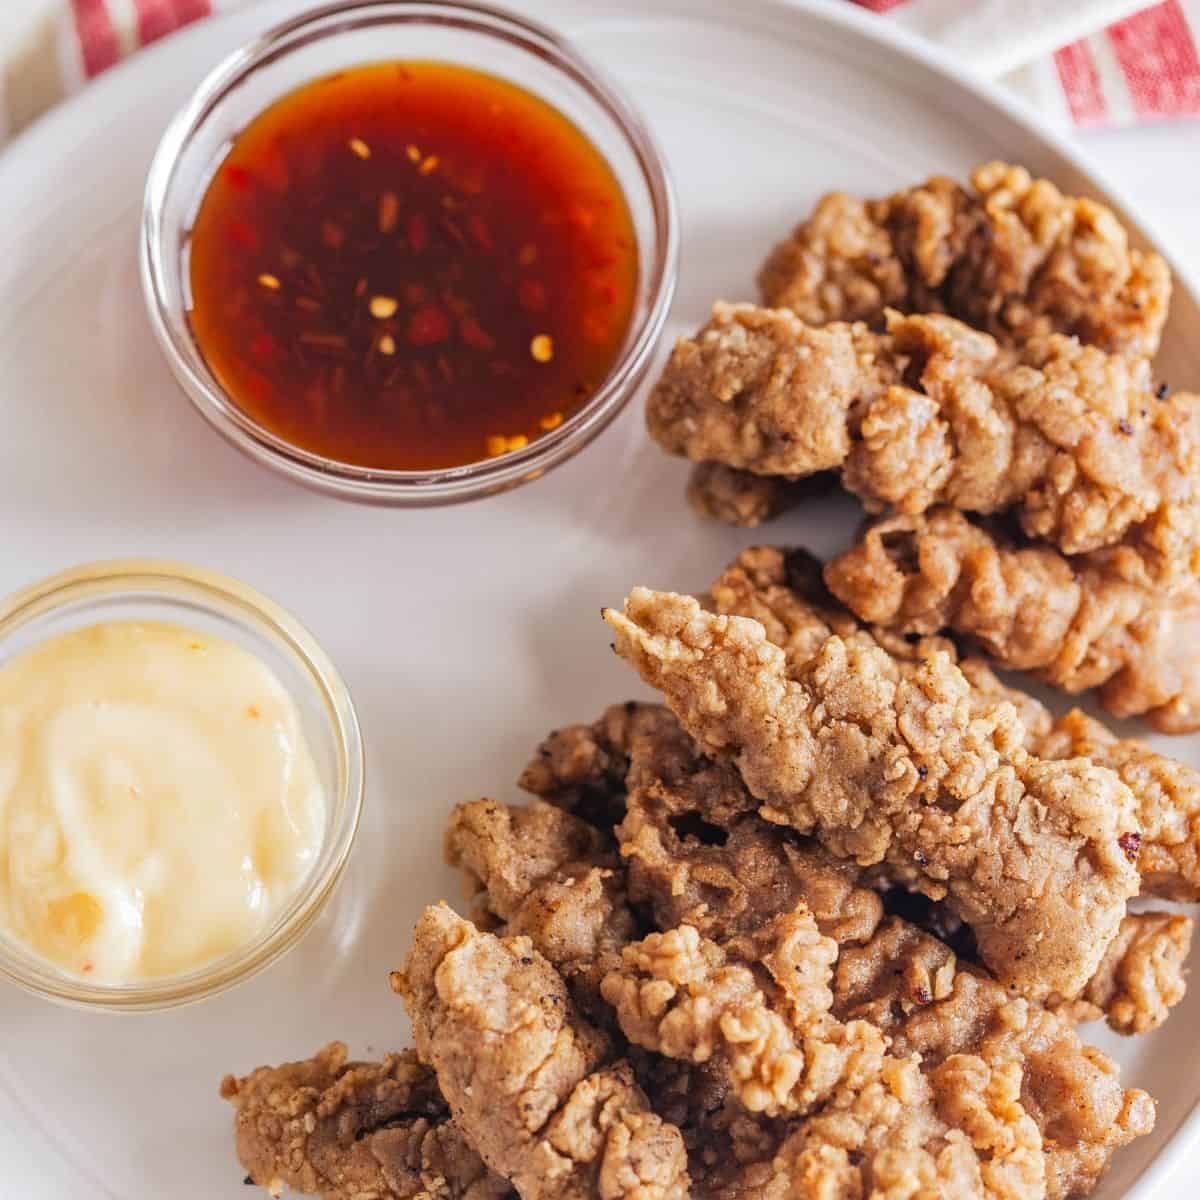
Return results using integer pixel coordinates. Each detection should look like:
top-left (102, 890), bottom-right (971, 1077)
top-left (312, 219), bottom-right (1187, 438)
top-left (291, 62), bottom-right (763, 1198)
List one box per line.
top-left (0, 620), bottom-right (326, 983)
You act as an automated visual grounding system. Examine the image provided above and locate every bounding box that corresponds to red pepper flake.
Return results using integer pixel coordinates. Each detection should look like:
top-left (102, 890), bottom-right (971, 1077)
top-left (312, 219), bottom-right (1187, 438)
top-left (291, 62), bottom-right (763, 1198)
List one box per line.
top-left (459, 315), bottom-right (496, 351)
top-left (1118, 831), bottom-right (1142, 863)
top-left (224, 165), bottom-right (253, 192)
top-left (467, 214), bottom-right (494, 250)
top-left (249, 332), bottom-right (276, 361)
top-left (598, 283), bottom-right (618, 306)
top-left (226, 219), bottom-right (260, 251)
top-left (518, 279), bottom-right (547, 312)
top-left (408, 213), bottom-right (429, 252)
top-left (407, 305), bottom-right (451, 346)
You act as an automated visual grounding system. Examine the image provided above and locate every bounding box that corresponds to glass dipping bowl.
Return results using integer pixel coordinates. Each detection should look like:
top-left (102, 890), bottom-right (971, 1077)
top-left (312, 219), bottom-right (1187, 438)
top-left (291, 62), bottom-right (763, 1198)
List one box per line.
top-left (0, 560), bottom-right (364, 1011)
top-left (141, 0), bottom-right (678, 504)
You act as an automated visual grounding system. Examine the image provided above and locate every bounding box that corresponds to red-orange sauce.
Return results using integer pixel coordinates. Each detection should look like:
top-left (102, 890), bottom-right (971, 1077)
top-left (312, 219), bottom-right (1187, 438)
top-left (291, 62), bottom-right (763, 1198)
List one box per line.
top-left (187, 61), bottom-right (638, 470)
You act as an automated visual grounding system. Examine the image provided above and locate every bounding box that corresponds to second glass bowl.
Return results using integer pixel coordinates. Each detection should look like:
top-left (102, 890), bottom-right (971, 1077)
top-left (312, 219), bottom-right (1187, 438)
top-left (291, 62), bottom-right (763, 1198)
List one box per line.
top-left (0, 560), bottom-right (363, 1011)
top-left (141, 0), bottom-right (678, 505)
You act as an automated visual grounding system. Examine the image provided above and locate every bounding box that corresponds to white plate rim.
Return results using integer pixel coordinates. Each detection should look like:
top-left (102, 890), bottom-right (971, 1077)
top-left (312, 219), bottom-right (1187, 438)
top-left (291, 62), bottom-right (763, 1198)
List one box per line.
top-left (0, 0), bottom-right (1196, 1195)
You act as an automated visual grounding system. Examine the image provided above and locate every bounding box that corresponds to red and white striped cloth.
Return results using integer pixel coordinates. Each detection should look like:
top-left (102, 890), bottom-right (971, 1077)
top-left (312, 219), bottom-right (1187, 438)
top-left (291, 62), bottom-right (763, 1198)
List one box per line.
top-left (0, 0), bottom-right (1197, 144)
top-left (863, 0), bottom-right (1200, 127)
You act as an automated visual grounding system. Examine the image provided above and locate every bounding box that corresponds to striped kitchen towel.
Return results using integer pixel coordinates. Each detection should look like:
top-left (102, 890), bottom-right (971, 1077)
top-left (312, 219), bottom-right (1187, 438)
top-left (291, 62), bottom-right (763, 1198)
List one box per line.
top-left (0, 0), bottom-right (1198, 145)
top-left (861, 0), bottom-right (1200, 126)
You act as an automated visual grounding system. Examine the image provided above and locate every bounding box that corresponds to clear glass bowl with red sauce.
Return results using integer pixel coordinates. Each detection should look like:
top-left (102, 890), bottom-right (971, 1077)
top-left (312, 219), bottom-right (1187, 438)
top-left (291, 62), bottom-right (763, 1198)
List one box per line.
top-left (142, 1), bottom-right (677, 505)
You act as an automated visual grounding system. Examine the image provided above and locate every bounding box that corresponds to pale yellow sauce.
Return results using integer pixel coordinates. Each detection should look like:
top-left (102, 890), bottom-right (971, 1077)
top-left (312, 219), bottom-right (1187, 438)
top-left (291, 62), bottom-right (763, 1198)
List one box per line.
top-left (0, 621), bottom-right (326, 982)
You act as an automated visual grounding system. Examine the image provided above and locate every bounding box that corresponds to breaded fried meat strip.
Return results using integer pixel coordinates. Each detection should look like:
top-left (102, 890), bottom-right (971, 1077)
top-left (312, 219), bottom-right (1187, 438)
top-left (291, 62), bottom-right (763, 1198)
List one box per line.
top-left (221, 1041), bottom-right (512, 1200)
top-left (724, 542), bottom-right (1200, 898)
top-left (614, 698), bottom-right (1187, 1038)
top-left (1057, 910), bottom-right (1192, 1036)
top-left (607, 713), bottom-right (1154, 1195)
top-left (1039, 708), bottom-right (1200, 897)
top-left (648, 302), bottom-right (1200, 564)
top-left (444, 798), bottom-right (635, 1015)
top-left (394, 904), bottom-right (690, 1200)
top-left (602, 907), bottom-right (1046, 1199)
top-left (710, 543), bottom-right (1054, 743)
top-left (825, 507), bottom-right (1200, 731)
top-left (604, 588), bottom-right (1142, 1000)
top-left (758, 161), bottom-right (1170, 358)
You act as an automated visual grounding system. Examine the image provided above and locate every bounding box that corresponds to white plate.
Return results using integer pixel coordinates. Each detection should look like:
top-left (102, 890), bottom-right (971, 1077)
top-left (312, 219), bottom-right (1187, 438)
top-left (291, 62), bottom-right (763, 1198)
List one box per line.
top-left (1, 1), bottom-right (1198, 1196)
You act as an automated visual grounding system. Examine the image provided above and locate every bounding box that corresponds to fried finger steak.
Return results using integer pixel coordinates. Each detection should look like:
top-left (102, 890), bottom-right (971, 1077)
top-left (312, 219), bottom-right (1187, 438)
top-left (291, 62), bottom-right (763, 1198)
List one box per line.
top-left (220, 1041), bottom-right (513, 1199)
top-left (228, 700), bottom-right (1164, 1200)
top-left (603, 906), bottom-right (1046, 1197)
top-left (757, 162), bottom-right (1170, 359)
top-left (691, 164), bottom-right (1173, 532)
top-left (704, 545), bottom-right (1194, 1025)
top-left (824, 506), bottom-right (1200, 731)
top-left (605, 716), bottom-right (1155, 1196)
top-left (722, 541), bottom-right (1200, 901)
top-left (604, 586), bottom-right (1141, 1001)
top-left (393, 903), bottom-right (691, 1200)
top-left (648, 302), bottom-right (1200, 565)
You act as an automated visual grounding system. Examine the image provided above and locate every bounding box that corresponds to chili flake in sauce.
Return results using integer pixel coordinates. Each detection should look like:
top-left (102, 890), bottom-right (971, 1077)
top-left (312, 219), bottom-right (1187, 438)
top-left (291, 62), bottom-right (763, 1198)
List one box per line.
top-left (187, 61), bottom-right (638, 471)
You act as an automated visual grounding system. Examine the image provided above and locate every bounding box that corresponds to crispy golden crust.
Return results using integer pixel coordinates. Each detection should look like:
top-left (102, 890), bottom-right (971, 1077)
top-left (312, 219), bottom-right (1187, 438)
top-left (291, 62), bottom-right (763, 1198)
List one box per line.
top-left (710, 543), bottom-right (1054, 744)
top-left (1039, 709), bottom-right (1200, 899)
top-left (614, 713), bottom-right (1153, 1197)
top-left (445, 797), bottom-right (635, 1020)
top-left (647, 304), bottom-right (887, 482)
top-left (727, 542), bottom-right (1200, 906)
top-left (605, 588), bottom-right (1141, 1001)
top-left (518, 701), bottom-right (670, 836)
top-left (824, 507), bottom-right (1200, 731)
top-left (648, 302), bottom-right (1200, 563)
top-left (1054, 911), bottom-right (1192, 1036)
top-left (835, 928), bottom-right (1156, 1199)
top-left (758, 162), bottom-right (1170, 358)
top-left (601, 908), bottom-right (888, 1118)
top-left (394, 904), bottom-right (690, 1200)
top-left (604, 910), bottom-right (1046, 1200)
top-left (220, 1042), bottom-right (512, 1200)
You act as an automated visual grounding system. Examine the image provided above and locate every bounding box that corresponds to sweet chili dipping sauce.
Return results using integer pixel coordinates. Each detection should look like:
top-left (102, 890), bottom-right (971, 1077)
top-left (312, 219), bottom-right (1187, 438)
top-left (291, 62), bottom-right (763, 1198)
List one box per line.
top-left (187, 62), bottom-right (638, 470)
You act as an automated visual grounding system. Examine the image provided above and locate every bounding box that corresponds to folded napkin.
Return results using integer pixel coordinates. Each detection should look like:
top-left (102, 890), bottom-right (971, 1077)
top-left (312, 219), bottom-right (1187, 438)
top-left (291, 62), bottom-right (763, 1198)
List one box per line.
top-left (864, 0), bottom-right (1200, 125)
top-left (0, 0), bottom-right (1197, 145)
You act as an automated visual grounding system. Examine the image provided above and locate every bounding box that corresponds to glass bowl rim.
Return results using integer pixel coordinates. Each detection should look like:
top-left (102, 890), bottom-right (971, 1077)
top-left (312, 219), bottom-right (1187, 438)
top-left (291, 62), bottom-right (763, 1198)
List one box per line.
top-left (140, 0), bottom-right (680, 505)
top-left (0, 558), bottom-right (364, 1012)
